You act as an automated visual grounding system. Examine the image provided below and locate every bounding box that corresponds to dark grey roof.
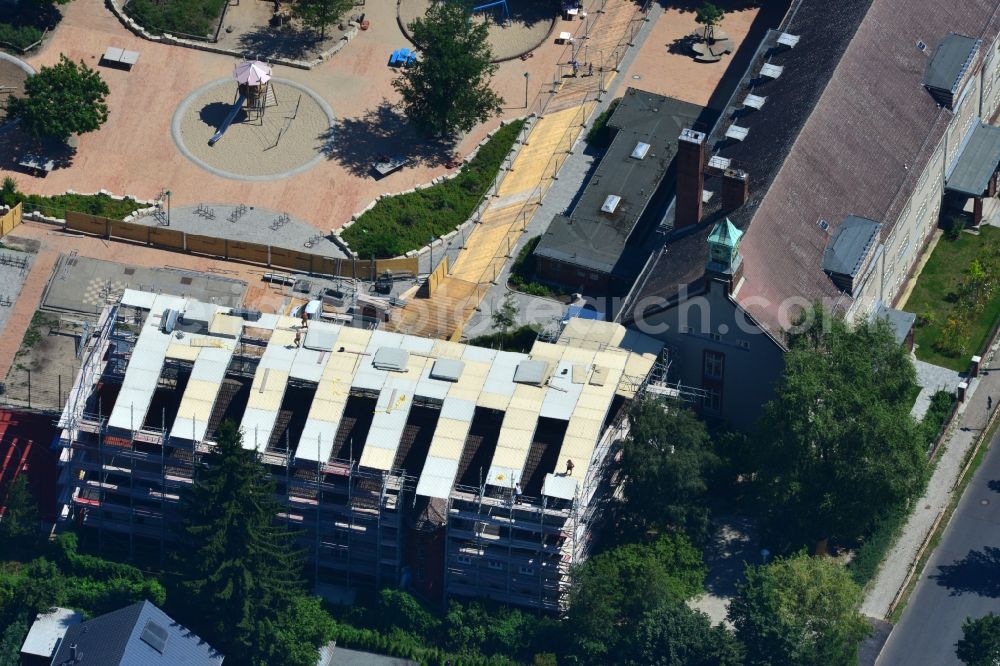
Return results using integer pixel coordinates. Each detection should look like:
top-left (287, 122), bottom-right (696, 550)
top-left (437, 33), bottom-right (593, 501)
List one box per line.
top-left (822, 215), bottom-right (881, 277)
top-left (923, 33), bottom-right (980, 93)
top-left (946, 122), bottom-right (1000, 196)
top-left (331, 647), bottom-right (418, 666)
top-left (534, 90), bottom-right (710, 274)
top-left (877, 305), bottom-right (916, 345)
top-left (51, 601), bottom-right (224, 666)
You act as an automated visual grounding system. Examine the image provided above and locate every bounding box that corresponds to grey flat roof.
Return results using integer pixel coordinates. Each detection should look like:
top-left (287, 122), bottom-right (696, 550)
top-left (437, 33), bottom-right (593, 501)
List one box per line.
top-left (372, 347), bottom-right (409, 371)
top-left (534, 90), bottom-right (708, 274)
top-left (947, 123), bottom-right (1000, 196)
top-left (877, 304), bottom-right (916, 345)
top-left (923, 33), bottom-right (979, 93)
top-left (20, 607), bottom-right (82, 658)
top-left (822, 215), bottom-right (881, 277)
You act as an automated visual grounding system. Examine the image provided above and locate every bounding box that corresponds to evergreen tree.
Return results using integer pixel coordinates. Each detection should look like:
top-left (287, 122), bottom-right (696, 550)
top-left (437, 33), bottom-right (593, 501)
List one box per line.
top-left (0, 475), bottom-right (42, 558)
top-left (173, 421), bottom-right (330, 666)
top-left (394, 2), bottom-right (503, 137)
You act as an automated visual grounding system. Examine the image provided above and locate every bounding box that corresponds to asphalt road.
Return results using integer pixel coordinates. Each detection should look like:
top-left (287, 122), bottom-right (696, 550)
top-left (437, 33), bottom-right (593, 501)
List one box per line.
top-left (878, 427), bottom-right (1000, 665)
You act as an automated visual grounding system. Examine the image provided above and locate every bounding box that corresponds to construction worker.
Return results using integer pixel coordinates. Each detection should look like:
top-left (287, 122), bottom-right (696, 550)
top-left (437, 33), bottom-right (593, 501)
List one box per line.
top-left (566, 459), bottom-right (574, 476)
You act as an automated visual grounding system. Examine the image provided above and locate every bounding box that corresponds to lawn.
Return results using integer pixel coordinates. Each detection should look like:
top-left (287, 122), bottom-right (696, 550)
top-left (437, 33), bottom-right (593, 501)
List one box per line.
top-left (342, 120), bottom-right (525, 259)
top-left (906, 226), bottom-right (1000, 371)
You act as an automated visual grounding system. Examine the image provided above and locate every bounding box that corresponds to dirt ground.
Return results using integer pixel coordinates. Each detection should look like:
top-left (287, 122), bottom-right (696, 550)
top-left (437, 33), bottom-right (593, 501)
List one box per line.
top-left (2, 309), bottom-right (88, 411)
top-left (217, 0), bottom-right (355, 62)
top-left (0, 59), bottom-right (28, 122)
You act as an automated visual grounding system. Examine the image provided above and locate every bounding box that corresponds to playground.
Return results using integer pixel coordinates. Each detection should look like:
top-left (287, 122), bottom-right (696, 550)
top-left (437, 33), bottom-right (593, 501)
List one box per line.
top-left (398, 0), bottom-right (557, 61)
top-left (173, 62), bottom-right (335, 180)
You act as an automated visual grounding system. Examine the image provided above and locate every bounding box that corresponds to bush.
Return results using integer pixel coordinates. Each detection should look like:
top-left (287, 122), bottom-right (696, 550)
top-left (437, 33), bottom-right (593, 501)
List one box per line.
top-left (125, 0), bottom-right (227, 37)
top-left (585, 98), bottom-right (621, 149)
top-left (847, 503), bottom-right (908, 587)
top-left (922, 390), bottom-right (956, 445)
top-left (1, 178), bottom-right (142, 220)
top-left (941, 210), bottom-right (968, 240)
top-left (507, 236), bottom-right (567, 299)
top-left (342, 120), bottom-right (525, 258)
top-left (0, 23), bottom-right (43, 51)
top-left (468, 324), bottom-right (539, 353)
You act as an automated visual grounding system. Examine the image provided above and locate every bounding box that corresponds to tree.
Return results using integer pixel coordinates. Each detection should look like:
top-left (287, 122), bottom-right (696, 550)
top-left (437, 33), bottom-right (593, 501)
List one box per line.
top-left (727, 552), bottom-right (871, 666)
top-left (568, 535), bottom-right (705, 662)
top-left (0, 617), bottom-right (29, 666)
top-left (622, 400), bottom-right (716, 542)
top-left (957, 613), bottom-right (1000, 665)
top-left (173, 421), bottom-right (332, 666)
top-left (13, 558), bottom-right (64, 615)
top-left (491, 292), bottom-right (519, 335)
top-left (8, 55), bottom-right (109, 142)
top-left (394, 2), bottom-right (503, 137)
top-left (0, 475), bottom-right (42, 557)
top-left (755, 305), bottom-right (927, 549)
top-left (291, 0), bottom-right (353, 39)
top-left (694, 2), bottom-right (725, 43)
top-left (625, 601), bottom-right (743, 666)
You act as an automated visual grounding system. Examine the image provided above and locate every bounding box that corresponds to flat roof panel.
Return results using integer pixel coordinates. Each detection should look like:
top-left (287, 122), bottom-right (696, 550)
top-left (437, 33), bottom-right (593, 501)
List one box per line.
top-left (440, 397), bottom-right (476, 422)
top-left (542, 473), bottom-right (578, 500)
top-left (415, 457), bottom-right (461, 499)
top-left (121, 289), bottom-right (157, 310)
top-left (290, 347), bottom-right (328, 383)
top-left (304, 322), bottom-right (341, 351)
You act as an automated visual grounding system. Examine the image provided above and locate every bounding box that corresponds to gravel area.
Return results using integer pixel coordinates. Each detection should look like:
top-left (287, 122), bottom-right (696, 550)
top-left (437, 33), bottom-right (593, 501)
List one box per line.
top-left (129, 203), bottom-right (347, 258)
top-left (173, 78), bottom-right (334, 181)
top-left (0, 245), bottom-right (33, 341)
top-left (399, 0), bottom-right (555, 61)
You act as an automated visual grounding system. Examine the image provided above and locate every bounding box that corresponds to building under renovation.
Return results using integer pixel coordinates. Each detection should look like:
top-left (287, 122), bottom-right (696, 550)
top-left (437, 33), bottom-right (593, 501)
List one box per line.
top-left (55, 291), bottom-right (665, 612)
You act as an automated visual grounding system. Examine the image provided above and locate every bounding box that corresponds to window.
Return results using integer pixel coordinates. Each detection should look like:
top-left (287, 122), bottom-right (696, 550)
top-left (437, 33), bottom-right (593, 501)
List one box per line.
top-left (519, 565), bottom-right (535, 575)
top-left (488, 560), bottom-right (504, 571)
top-left (417, 566), bottom-right (426, 582)
top-left (703, 388), bottom-right (722, 412)
top-left (738, 340), bottom-right (751, 350)
top-left (457, 554), bottom-right (472, 565)
top-left (703, 351), bottom-right (725, 380)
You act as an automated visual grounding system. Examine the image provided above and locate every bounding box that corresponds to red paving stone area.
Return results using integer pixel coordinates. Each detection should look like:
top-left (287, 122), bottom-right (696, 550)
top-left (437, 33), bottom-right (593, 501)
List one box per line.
top-left (1, 0), bottom-right (582, 232)
top-left (0, 409), bottom-right (60, 522)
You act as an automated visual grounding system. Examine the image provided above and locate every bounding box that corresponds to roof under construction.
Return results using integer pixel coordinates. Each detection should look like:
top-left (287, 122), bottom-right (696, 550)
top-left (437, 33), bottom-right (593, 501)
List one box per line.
top-left (106, 290), bottom-right (662, 503)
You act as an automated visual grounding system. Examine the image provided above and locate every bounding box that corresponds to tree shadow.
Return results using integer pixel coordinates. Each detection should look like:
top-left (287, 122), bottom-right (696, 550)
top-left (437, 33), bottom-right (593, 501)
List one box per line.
top-left (668, 34), bottom-right (697, 55)
top-left (988, 479), bottom-right (1000, 493)
top-left (504, 0), bottom-right (560, 28)
top-left (701, 515), bottom-right (758, 598)
top-left (932, 546), bottom-right (1000, 597)
top-left (320, 100), bottom-right (456, 178)
top-left (651, 0), bottom-right (763, 12)
top-left (0, 128), bottom-right (77, 173)
top-left (237, 24), bottom-right (326, 61)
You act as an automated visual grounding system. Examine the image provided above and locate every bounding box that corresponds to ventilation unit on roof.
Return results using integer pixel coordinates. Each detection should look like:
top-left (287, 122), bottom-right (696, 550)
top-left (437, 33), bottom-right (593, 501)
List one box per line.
top-left (743, 94), bottom-right (766, 110)
top-left (373, 347), bottom-right (409, 371)
top-left (725, 125), bottom-right (749, 141)
top-left (777, 32), bottom-right (799, 48)
top-left (818, 218), bottom-right (830, 231)
top-left (161, 308), bottom-right (179, 334)
top-left (760, 63), bottom-right (783, 79)
top-left (707, 155), bottom-right (732, 171)
top-left (140, 620), bottom-right (169, 654)
top-left (917, 39), bottom-right (927, 52)
top-left (601, 195), bottom-right (621, 213)
top-left (631, 141), bottom-right (651, 159)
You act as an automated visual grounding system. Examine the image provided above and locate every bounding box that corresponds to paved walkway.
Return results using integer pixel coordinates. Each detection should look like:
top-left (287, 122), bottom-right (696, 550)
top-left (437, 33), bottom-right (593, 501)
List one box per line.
top-left (912, 358), bottom-right (963, 420)
top-left (862, 335), bottom-right (1000, 619)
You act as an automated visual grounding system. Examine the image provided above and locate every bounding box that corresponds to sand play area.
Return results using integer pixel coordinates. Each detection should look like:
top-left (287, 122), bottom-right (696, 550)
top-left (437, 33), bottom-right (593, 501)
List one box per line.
top-left (398, 0), bottom-right (555, 61)
top-left (172, 78), bottom-right (334, 181)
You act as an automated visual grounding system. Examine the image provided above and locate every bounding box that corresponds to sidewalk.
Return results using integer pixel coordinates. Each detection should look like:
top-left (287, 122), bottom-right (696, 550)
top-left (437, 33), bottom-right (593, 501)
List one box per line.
top-left (861, 335), bottom-right (1000, 618)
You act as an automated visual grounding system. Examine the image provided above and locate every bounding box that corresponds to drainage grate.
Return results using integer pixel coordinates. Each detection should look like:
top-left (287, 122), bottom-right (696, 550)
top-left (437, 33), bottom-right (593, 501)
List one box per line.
top-left (123, 268), bottom-right (135, 276)
top-left (180, 276), bottom-right (193, 285)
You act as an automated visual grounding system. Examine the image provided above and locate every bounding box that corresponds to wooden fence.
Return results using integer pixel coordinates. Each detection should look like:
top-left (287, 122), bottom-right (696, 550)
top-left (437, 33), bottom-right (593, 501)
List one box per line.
top-left (0, 203), bottom-right (23, 238)
top-left (64, 211), bottom-right (418, 278)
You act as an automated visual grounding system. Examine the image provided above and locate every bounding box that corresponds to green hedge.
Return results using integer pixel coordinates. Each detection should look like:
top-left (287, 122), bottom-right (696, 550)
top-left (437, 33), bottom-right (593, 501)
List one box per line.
top-left (124, 0), bottom-right (227, 37)
top-left (585, 98), bottom-right (620, 149)
top-left (507, 235), bottom-right (567, 299)
top-left (467, 325), bottom-right (539, 353)
top-left (2, 178), bottom-right (143, 220)
top-left (342, 120), bottom-right (525, 258)
top-left (0, 23), bottom-right (43, 51)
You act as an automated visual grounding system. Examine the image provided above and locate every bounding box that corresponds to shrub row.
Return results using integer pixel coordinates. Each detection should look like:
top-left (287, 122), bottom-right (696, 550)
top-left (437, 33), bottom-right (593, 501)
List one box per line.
top-left (0, 23), bottom-right (43, 51)
top-left (342, 120), bottom-right (525, 258)
top-left (1, 177), bottom-right (144, 220)
top-left (124, 0), bottom-right (226, 38)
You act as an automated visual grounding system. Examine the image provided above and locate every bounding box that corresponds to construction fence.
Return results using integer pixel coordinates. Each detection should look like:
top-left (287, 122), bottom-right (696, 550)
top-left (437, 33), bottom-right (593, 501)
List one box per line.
top-left (0, 203), bottom-right (23, 238)
top-left (64, 211), bottom-right (417, 279)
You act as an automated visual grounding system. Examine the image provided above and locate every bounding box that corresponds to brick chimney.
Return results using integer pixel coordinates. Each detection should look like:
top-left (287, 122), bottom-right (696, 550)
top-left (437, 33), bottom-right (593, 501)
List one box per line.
top-left (675, 129), bottom-right (706, 229)
top-left (722, 168), bottom-right (749, 212)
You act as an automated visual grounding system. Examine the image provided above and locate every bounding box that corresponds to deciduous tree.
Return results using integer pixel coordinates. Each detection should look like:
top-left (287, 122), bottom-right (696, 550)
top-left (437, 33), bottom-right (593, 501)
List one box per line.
top-left (755, 305), bottom-right (927, 549)
top-left (956, 613), bottom-right (1000, 666)
top-left (291, 0), bottom-right (353, 39)
top-left (0, 475), bottom-right (42, 557)
top-left (622, 401), bottom-right (716, 542)
top-left (568, 535), bottom-right (704, 661)
top-left (394, 2), bottom-right (503, 137)
top-left (694, 2), bottom-right (725, 42)
top-left (491, 292), bottom-right (519, 335)
top-left (8, 55), bottom-right (109, 141)
top-left (727, 552), bottom-right (871, 666)
top-left (626, 601), bottom-right (743, 666)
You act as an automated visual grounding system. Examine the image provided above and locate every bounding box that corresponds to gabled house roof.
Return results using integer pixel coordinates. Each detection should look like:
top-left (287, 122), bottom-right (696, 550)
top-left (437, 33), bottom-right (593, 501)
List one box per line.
top-left (50, 600), bottom-right (224, 666)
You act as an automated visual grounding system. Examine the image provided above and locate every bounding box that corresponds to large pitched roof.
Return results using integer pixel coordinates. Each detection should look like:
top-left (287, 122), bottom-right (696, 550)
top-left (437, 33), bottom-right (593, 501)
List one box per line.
top-left (50, 600), bottom-right (224, 666)
top-left (627, 0), bottom-right (1000, 336)
top-left (735, 0), bottom-right (1000, 334)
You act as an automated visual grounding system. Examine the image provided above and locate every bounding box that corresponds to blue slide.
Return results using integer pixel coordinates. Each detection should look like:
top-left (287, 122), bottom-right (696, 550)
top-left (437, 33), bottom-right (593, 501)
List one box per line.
top-left (208, 93), bottom-right (247, 146)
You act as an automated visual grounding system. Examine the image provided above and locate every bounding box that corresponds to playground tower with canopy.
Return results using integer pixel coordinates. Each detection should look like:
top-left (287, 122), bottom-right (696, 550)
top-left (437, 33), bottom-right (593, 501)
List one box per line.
top-left (209, 60), bottom-right (278, 146)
